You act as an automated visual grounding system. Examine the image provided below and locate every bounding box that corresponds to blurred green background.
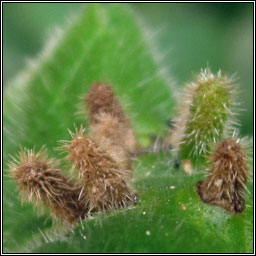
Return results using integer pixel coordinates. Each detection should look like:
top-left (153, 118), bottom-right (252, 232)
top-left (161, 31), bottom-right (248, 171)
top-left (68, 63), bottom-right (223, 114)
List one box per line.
top-left (3, 3), bottom-right (253, 135)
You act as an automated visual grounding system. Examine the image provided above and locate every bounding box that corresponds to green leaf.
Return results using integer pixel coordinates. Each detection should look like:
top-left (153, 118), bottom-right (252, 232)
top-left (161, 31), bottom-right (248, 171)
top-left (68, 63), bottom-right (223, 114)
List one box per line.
top-left (3, 3), bottom-right (252, 253)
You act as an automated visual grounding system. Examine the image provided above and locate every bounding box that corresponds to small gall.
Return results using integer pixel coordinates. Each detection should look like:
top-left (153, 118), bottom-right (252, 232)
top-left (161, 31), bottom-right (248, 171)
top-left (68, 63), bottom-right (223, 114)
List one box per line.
top-left (197, 139), bottom-right (248, 213)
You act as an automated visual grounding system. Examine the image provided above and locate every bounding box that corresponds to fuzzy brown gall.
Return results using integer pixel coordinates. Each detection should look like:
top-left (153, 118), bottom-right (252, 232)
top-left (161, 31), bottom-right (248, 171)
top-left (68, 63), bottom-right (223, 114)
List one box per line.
top-left (86, 83), bottom-right (127, 124)
top-left (63, 127), bottom-right (137, 213)
top-left (8, 149), bottom-right (88, 224)
top-left (90, 112), bottom-right (133, 173)
top-left (197, 139), bottom-right (248, 213)
top-left (86, 82), bottom-right (139, 154)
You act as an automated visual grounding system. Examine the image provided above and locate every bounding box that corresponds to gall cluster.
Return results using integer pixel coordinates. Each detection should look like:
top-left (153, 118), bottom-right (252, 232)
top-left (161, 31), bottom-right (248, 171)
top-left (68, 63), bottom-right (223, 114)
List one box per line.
top-left (8, 83), bottom-right (139, 225)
